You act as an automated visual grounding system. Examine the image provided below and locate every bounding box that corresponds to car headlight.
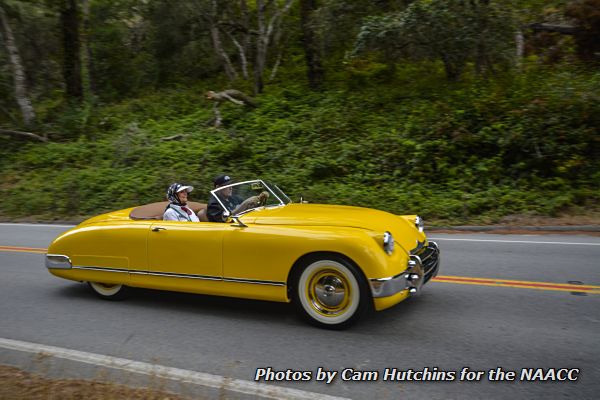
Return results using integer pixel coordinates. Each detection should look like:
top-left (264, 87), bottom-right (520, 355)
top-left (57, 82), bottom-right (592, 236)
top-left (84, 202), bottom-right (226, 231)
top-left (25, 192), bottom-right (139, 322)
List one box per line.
top-left (415, 216), bottom-right (424, 232)
top-left (383, 231), bottom-right (394, 254)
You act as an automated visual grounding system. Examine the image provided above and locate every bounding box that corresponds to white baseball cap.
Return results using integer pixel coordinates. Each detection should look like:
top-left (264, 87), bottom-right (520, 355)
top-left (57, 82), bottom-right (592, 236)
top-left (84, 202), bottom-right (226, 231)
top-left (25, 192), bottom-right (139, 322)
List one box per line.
top-left (177, 185), bottom-right (193, 193)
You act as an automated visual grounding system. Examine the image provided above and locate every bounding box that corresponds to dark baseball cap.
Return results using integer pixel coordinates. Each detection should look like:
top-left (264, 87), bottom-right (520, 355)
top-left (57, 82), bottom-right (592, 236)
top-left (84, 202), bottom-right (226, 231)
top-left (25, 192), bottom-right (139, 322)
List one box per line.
top-left (213, 174), bottom-right (233, 187)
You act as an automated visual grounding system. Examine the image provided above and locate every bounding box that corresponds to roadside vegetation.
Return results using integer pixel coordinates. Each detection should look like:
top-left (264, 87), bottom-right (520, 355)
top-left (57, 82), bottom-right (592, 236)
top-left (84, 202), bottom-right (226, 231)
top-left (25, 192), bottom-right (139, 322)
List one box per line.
top-left (0, 364), bottom-right (191, 400)
top-left (0, 1), bottom-right (598, 225)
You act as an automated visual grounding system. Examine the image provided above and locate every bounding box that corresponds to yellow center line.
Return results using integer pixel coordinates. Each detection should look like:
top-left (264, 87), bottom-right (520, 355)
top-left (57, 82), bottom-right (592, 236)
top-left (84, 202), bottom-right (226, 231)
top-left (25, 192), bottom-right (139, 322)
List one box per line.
top-left (432, 276), bottom-right (600, 293)
top-left (2, 245), bottom-right (598, 294)
top-left (0, 245), bottom-right (47, 254)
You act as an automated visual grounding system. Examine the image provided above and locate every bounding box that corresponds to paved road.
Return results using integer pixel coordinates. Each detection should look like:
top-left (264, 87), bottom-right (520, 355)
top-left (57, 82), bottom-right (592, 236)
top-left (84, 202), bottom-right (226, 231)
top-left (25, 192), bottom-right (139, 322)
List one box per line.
top-left (0, 223), bottom-right (599, 399)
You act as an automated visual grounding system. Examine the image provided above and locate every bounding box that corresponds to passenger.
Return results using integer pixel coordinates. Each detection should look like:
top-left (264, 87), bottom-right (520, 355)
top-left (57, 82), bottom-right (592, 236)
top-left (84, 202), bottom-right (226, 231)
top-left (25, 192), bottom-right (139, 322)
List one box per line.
top-left (163, 183), bottom-right (200, 222)
top-left (207, 175), bottom-right (239, 222)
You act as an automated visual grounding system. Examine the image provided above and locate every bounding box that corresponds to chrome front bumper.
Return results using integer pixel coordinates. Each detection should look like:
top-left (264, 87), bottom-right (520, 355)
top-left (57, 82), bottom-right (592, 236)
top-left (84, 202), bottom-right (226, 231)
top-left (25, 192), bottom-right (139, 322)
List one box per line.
top-left (45, 254), bottom-right (72, 269)
top-left (370, 241), bottom-right (440, 298)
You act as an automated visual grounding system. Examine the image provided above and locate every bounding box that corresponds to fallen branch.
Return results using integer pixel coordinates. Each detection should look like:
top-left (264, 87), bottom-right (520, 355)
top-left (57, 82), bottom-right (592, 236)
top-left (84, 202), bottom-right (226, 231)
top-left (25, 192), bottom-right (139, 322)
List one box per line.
top-left (205, 89), bottom-right (257, 128)
top-left (528, 23), bottom-right (578, 35)
top-left (160, 134), bottom-right (188, 141)
top-left (206, 89), bottom-right (257, 108)
top-left (0, 128), bottom-right (48, 142)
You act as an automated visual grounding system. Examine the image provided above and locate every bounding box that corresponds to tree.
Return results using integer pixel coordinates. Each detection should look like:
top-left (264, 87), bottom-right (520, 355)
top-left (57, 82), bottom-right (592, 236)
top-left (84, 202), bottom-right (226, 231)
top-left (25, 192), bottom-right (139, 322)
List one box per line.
top-left (565, 0), bottom-right (600, 63)
top-left (253, 0), bottom-right (295, 93)
top-left (208, 0), bottom-right (237, 81)
top-left (354, 0), bottom-right (515, 81)
top-left (60, 0), bottom-right (82, 100)
top-left (81, 0), bottom-right (95, 97)
top-left (299, 0), bottom-right (324, 89)
top-left (0, 3), bottom-right (35, 127)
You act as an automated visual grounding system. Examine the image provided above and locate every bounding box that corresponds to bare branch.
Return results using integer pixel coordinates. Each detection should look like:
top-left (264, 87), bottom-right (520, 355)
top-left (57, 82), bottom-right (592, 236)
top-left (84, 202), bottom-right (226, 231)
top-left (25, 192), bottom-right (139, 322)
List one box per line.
top-left (0, 128), bottom-right (49, 142)
top-left (265, 0), bottom-right (295, 47)
top-left (269, 51), bottom-right (282, 81)
top-left (225, 31), bottom-right (249, 79)
top-left (217, 21), bottom-right (257, 35)
top-left (261, 0), bottom-right (276, 12)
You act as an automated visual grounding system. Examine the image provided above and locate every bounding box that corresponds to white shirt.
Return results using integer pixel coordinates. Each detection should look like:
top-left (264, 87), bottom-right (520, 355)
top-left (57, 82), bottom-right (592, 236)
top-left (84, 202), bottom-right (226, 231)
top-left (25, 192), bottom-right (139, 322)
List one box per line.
top-left (163, 204), bottom-right (200, 222)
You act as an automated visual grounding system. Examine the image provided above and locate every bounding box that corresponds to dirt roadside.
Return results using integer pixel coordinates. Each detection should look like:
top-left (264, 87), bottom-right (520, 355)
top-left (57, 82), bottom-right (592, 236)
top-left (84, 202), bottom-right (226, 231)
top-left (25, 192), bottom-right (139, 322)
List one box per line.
top-left (0, 364), bottom-right (193, 400)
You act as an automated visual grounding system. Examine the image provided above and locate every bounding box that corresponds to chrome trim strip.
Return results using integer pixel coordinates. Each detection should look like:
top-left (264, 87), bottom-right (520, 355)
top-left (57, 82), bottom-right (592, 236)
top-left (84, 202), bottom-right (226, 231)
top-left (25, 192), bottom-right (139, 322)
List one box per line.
top-left (130, 270), bottom-right (221, 281)
top-left (223, 277), bottom-right (286, 286)
top-left (72, 266), bottom-right (129, 273)
top-left (70, 265), bottom-right (285, 287)
top-left (45, 254), bottom-right (72, 270)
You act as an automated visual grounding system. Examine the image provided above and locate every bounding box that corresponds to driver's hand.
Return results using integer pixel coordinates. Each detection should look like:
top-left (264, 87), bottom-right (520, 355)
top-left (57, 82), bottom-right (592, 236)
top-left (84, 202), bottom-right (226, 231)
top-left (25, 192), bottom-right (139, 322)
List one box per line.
top-left (258, 191), bottom-right (269, 203)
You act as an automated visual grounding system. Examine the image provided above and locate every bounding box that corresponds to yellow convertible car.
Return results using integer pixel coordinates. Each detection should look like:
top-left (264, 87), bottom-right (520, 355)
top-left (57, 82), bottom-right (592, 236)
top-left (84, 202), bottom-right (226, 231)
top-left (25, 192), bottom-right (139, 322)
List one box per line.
top-left (46, 180), bottom-right (439, 329)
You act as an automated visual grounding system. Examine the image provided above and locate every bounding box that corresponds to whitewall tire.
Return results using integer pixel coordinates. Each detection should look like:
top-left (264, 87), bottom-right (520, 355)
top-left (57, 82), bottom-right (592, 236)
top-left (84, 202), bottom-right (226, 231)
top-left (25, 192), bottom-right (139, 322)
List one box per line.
top-left (293, 256), bottom-right (370, 329)
top-left (88, 282), bottom-right (128, 300)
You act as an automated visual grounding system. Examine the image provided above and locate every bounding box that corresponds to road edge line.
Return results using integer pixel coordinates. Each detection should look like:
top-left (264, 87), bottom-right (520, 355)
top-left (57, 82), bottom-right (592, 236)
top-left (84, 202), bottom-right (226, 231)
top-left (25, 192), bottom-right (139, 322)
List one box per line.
top-left (0, 337), bottom-right (348, 400)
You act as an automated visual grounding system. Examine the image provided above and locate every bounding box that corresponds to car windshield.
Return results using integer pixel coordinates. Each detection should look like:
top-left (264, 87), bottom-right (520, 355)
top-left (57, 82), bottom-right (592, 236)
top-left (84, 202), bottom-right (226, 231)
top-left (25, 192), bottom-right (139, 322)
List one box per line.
top-left (210, 180), bottom-right (291, 216)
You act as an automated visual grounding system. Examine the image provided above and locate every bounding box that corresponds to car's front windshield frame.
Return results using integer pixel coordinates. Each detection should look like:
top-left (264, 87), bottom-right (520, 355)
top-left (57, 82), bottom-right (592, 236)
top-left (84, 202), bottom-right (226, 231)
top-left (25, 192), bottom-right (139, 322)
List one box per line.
top-left (210, 179), bottom-right (291, 216)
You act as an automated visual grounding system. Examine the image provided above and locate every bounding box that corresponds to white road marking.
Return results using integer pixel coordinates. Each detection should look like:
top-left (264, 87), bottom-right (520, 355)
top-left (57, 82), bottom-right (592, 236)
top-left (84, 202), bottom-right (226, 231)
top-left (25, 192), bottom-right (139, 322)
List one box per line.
top-left (0, 337), bottom-right (348, 400)
top-left (429, 238), bottom-right (600, 246)
top-left (0, 223), bottom-right (75, 228)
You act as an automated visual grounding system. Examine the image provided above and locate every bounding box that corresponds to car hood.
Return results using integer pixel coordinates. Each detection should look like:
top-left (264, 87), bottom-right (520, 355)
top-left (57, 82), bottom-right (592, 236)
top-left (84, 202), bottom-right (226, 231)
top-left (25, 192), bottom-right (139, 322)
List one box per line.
top-left (244, 204), bottom-right (426, 252)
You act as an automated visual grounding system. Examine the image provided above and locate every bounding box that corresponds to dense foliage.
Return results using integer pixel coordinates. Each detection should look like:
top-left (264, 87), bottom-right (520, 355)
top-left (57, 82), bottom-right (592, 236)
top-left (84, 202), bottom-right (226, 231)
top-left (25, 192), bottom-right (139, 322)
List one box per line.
top-left (0, 1), bottom-right (598, 224)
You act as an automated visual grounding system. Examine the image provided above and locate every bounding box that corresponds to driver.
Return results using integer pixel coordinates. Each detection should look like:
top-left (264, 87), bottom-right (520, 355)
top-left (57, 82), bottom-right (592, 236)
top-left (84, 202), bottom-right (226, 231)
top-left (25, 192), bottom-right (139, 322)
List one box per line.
top-left (207, 175), bottom-right (269, 222)
top-left (207, 175), bottom-right (240, 222)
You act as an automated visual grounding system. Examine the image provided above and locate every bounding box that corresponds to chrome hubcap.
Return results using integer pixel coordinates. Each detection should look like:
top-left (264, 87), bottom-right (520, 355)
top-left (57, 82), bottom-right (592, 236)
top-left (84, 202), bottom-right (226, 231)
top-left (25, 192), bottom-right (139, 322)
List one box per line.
top-left (314, 275), bottom-right (346, 308)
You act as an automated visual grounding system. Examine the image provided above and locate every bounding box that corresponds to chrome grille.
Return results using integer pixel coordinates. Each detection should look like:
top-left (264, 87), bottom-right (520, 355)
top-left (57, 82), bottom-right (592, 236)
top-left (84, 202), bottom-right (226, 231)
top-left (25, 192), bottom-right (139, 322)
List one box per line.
top-left (411, 241), bottom-right (440, 283)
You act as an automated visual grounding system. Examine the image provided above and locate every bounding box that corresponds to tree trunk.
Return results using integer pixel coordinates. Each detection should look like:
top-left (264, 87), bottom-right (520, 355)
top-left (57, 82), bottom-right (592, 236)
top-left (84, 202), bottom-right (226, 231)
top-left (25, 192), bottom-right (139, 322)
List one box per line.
top-left (210, 0), bottom-right (237, 81)
top-left (474, 1), bottom-right (491, 77)
top-left (240, 0), bottom-right (252, 74)
top-left (441, 53), bottom-right (463, 81)
top-left (254, 0), bottom-right (267, 94)
top-left (254, 0), bottom-right (295, 94)
top-left (299, 0), bottom-right (324, 89)
top-left (61, 0), bottom-right (83, 100)
top-left (515, 29), bottom-right (524, 70)
top-left (0, 5), bottom-right (36, 127)
top-left (81, 0), bottom-right (95, 97)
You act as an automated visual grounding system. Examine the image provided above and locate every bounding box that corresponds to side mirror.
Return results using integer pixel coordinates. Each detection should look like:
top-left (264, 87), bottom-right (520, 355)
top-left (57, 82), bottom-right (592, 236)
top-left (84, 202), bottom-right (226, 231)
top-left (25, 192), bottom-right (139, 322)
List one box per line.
top-left (230, 216), bottom-right (247, 227)
top-left (299, 195), bottom-right (308, 204)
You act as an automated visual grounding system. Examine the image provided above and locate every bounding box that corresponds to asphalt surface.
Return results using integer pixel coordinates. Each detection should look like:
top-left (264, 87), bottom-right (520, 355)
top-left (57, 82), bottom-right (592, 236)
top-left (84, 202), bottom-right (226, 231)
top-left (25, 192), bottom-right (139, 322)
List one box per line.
top-left (0, 223), bottom-right (599, 399)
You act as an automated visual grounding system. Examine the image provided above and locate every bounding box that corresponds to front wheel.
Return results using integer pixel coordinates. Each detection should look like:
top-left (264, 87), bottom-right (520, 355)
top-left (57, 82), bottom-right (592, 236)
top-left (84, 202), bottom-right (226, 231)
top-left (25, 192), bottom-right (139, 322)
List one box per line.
top-left (293, 256), bottom-right (370, 329)
top-left (87, 282), bottom-right (128, 300)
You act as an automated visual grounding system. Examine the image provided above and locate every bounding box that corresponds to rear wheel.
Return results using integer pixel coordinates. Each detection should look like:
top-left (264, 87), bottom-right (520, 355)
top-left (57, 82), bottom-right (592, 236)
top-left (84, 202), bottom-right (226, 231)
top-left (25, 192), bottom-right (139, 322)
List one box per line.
top-left (87, 282), bottom-right (128, 300)
top-left (293, 256), bottom-right (370, 329)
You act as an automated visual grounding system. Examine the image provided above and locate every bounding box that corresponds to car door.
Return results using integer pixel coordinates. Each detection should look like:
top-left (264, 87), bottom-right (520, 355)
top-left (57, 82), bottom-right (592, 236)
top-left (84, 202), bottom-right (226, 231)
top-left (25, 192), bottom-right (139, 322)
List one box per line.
top-left (132, 221), bottom-right (226, 292)
top-left (221, 223), bottom-right (304, 302)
